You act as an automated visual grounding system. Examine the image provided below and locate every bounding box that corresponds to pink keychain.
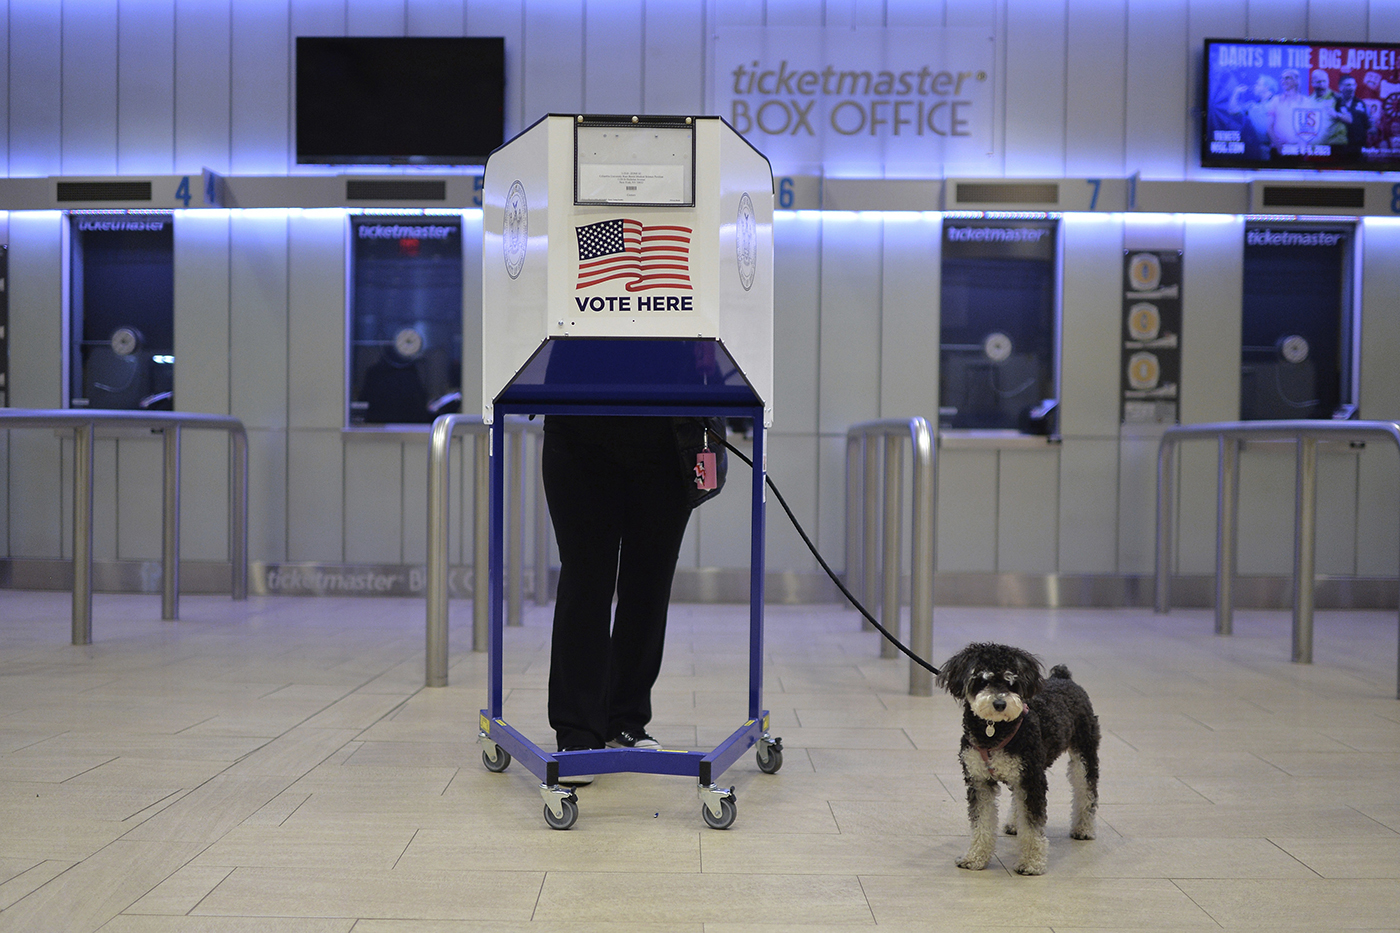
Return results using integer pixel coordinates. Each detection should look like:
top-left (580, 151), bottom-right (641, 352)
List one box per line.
top-left (694, 428), bottom-right (718, 491)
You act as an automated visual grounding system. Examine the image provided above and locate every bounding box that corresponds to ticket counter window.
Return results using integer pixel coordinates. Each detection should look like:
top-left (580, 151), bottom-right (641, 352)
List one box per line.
top-left (1240, 224), bottom-right (1354, 421)
top-left (69, 215), bottom-right (175, 410)
top-left (939, 220), bottom-right (1058, 433)
top-left (348, 216), bottom-right (463, 426)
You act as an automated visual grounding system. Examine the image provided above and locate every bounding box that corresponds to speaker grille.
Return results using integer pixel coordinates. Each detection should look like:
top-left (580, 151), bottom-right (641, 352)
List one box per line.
top-left (1261, 186), bottom-right (1365, 209)
top-left (56, 181), bottom-right (153, 202)
top-left (956, 182), bottom-right (1059, 205)
top-left (346, 180), bottom-right (448, 201)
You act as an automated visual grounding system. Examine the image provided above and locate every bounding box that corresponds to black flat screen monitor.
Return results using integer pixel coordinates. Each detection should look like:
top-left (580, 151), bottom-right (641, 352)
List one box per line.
top-left (296, 36), bottom-right (505, 165)
top-left (1202, 38), bottom-right (1400, 172)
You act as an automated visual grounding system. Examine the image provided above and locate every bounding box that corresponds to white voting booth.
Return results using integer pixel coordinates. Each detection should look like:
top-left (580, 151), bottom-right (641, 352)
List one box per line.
top-left (476, 115), bottom-right (777, 830)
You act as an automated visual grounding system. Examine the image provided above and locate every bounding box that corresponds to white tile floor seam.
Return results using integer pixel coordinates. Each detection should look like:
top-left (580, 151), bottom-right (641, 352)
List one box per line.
top-left (0, 591), bottom-right (1397, 932)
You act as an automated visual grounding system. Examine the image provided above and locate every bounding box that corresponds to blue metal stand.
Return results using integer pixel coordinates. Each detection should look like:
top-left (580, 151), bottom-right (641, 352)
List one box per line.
top-left (478, 385), bottom-right (780, 829)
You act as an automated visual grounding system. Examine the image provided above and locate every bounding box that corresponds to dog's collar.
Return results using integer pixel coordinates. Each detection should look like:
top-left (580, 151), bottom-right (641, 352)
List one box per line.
top-left (972, 712), bottom-right (1025, 774)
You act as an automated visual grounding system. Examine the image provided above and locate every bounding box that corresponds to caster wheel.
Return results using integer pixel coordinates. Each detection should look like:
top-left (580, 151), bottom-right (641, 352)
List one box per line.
top-left (544, 794), bottom-right (579, 830)
top-left (481, 745), bottom-right (511, 773)
top-left (702, 795), bottom-right (737, 830)
top-left (756, 741), bottom-right (783, 774)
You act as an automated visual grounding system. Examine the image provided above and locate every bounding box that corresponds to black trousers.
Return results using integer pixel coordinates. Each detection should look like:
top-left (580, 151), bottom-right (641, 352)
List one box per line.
top-left (542, 417), bottom-right (692, 750)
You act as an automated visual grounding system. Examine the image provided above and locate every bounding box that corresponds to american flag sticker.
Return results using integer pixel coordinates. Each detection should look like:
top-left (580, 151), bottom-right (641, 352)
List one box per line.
top-left (575, 218), bottom-right (692, 292)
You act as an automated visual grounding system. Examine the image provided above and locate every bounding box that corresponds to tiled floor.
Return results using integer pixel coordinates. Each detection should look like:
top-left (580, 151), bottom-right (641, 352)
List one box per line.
top-left (1, 589), bottom-right (1398, 932)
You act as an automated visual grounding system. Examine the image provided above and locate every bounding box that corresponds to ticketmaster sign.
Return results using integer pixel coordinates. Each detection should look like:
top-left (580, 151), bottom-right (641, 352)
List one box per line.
top-left (714, 27), bottom-right (996, 175)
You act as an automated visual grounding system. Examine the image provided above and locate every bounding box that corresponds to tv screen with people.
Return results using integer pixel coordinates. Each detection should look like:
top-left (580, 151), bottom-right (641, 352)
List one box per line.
top-left (1202, 38), bottom-right (1400, 172)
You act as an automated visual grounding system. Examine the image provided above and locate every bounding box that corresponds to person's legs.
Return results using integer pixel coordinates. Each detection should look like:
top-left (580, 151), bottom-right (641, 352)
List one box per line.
top-left (605, 452), bottom-right (692, 739)
top-left (543, 430), bottom-right (624, 750)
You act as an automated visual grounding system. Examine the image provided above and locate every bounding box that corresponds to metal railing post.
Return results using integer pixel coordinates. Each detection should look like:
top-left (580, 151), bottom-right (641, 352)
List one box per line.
top-left (845, 418), bottom-right (938, 696)
top-left (880, 434), bottom-right (902, 659)
top-left (1215, 435), bottom-right (1239, 636)
top-left (0, 410), bottom-right (246, 642)
top-left (73, 422), bottom-right (95, 646)
top-left (1154, 435), bottom-right (1175, 614)
top-left (844, 434), bottom-right (861, 609)
top-left (1293, 436), bottom-right (1318, 663)
top-left (1155, 419), bottom-right (1400, 698)
top-left (426, 416), bottom-right (455, 687)
top-left (908, 418), bottom-right (936, 697)
top-left (861, 435), bottom-right (879, 630)
top-left (162, 425), bottom-right (182, 621)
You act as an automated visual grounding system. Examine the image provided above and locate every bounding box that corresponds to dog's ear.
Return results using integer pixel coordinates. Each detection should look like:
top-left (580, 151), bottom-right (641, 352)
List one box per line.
top-left (1013, 649), bottom-right (1045, 700)
top-left (936, 645), bottom-right (974, 698)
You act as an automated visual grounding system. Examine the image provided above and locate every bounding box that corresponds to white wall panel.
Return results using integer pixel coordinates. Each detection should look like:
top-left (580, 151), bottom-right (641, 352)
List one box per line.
top-left (998, 447), bottom-right (1059, 572)
top-left (466, 4), bottom-right (526, 138)
top-left (402, 441), bottom-right (430, 565)
top-left (61, 0), bottom-right (119, 175)
top-left (9, 2), bottom-right (64, 176)
top-left (247, 428), bottom-right (289, 562)
top-left (585, 0), bottom-right (643, 114)
top-left (287, 429), bottom-right (344, 561)
top-left (1235, 445), bottom-right (1300, 575)
top-left (409, 0), bottom-right (465, 34)
top-left (1315, 448), bottom-right (1359, 576)
top-left (771, 213), bottom-right (821, 434)
top-left (232, 3), bottom-right (292, 175)
top-left (1373, 2), bottom-right (1400, 40)
top-left (174, 0), bottom-right (232, 174)
top-left (1059, 213), bottom-right (1124, 437)
top-left (695, 439), bottom-right (755, 571)
top-left (1246, 0), bottom-right (1307, 39)
top-left (230, 212), bottom-right (290, 431)
top-left (118, 0), bottom-right (176, 175)
top-left (816, 434), bottom-right (851, 580)
top-left (345, 441), bottom-right (404, 563)
top-left (1066, 0), bottom-right (1129, 178)
top-left (1117, 435), bottom-right (1158, 573)
top-left (175, 212), bottom-right (232, 415)
top-left (1173, 439), bottom-right (1218, 575)
top-left (93, 439), bottom-right (118, 560)
top-left (1180, 215), bottom-right (1242, 424)
top-left (287, 211), bottom-right (345, 429)
top-left (936, 448), bottom-right (997, 572)
top-left (349, 0), bottom-right (406, 34)
top-left (1125, 0), bottom-right (1189, 179)
top-left (181, 431), bottom-right (233, 560)
top-left (644, 0), bottom-right (704, 114)
top-left (1356, 219), bottom-right (1400, 576)
top-left (1003, 1), bottom-right (1067, 176)
top-left (764, 433), bottom-right (820, 574)
top-left (878, 213), bottom-right (940, 420)
top-left (522, 0), bottom-right (584, 118)
top-left (116, 437), bottom-right (163, 560)
top-left (817, 214), bottom-right (882, 434)
top-left (1058, 438), bottom-right (1119, 572)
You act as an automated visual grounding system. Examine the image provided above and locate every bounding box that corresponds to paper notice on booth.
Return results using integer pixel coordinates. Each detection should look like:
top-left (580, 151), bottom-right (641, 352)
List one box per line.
top-left (578, 164), bottom-right (686, 204)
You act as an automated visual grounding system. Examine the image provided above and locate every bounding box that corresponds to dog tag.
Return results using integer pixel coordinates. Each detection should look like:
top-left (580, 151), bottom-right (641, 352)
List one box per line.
top-left (986, 723), bottom-right (996, 737)
top-left (694, 451), bottom-right (718, 491)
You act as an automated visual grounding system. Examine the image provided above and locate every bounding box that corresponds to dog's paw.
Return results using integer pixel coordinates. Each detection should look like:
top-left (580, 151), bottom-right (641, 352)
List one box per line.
top-left (956, 856), bottom-right (989, 871)
top-left (1002, 822), bottom-right (1018, 835)
top-left (1014, 862), bottom-right (1045, 876)
top-left (1071, 829), bottom-right (1095, 840)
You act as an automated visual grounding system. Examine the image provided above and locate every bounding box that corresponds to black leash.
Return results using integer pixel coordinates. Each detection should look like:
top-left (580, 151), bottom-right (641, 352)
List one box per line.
top-left (722, 438), bottom-right (941, 677)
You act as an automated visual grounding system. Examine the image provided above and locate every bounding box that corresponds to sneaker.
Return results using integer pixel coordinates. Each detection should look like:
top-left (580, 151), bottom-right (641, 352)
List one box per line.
top-left (607, 729), bottom-right (661, 749)
top-left (556, 747), bottom-right (595, 786)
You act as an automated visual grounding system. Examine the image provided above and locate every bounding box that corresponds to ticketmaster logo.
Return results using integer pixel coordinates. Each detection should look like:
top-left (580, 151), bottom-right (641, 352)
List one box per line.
top-left (357, 224), bottom-right (455, 240)
top-left (1246, 229), bottom-right (1343, 247)
top-left (946, 226), bottom-right (1049, 243)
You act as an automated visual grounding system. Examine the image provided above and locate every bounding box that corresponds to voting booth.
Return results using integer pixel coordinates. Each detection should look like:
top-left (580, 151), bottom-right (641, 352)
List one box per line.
top-left (477, 114), bottom-right (777, 830)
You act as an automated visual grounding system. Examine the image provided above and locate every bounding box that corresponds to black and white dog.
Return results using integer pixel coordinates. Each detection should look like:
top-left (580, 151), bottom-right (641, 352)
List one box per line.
top-left (936, 642), bottom-right (1100, 876)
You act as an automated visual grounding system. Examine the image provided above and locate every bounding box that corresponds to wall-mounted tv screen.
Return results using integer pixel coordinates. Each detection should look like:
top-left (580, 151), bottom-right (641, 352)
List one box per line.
top-left (1203, 38), bottom-right (1400, 172)
top-left (296, 36), bottom-right (505, 165)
